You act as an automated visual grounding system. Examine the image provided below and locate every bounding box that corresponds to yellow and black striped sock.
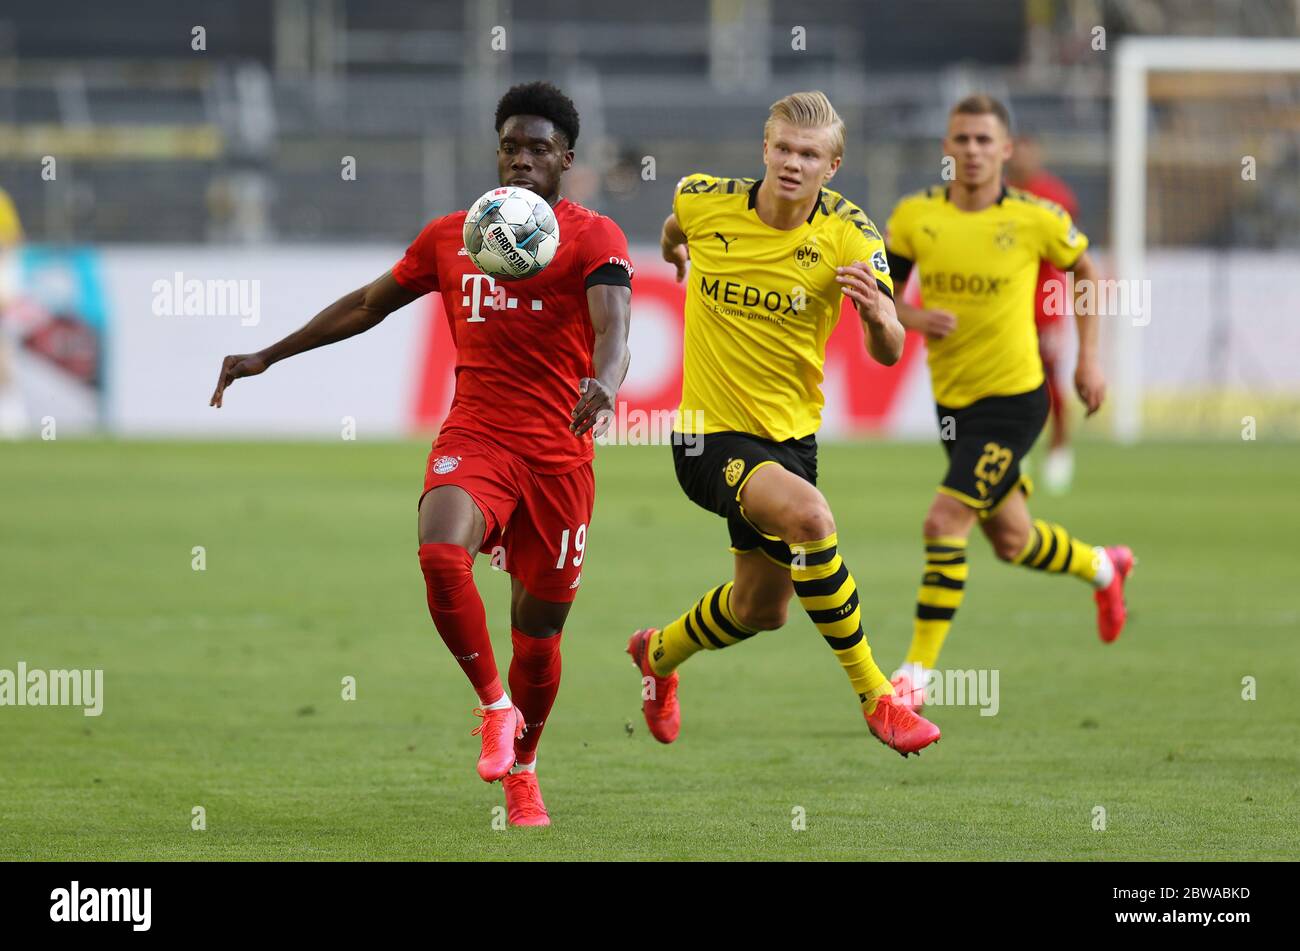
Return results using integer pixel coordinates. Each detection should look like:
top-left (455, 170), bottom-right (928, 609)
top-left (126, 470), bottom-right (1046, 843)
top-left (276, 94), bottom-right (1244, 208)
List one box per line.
top-left (1014, 518), bottom-right (1102, 583)
top-left (648, 581), bottom-right (757, 676)
top-left (790, 533), bottom-right (892, 714)
top-left (906, 535), bottom-right (969, 670)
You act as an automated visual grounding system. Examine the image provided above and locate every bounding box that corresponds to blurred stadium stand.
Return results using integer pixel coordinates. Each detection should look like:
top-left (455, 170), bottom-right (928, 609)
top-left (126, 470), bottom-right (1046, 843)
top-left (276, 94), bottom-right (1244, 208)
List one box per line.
top-left (2, 0), bottom-right (1298, 441)
top-left (0, 0), bottom-right (1293, 250)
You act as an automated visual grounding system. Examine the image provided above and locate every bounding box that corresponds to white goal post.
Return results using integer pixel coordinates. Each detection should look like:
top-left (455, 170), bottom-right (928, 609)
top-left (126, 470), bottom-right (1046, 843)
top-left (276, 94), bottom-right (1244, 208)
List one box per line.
top-left (1110, 36), bottom-right (1300, 442)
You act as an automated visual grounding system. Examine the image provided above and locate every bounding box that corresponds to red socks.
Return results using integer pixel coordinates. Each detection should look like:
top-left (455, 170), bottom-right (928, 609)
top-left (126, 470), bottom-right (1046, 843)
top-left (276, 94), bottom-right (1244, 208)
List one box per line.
top-left (418, 543), bottom-right (503, 705)
top-left (508, 627), bottom-right (563, 764)
top-left (418, 543), bottom-right (564, 763)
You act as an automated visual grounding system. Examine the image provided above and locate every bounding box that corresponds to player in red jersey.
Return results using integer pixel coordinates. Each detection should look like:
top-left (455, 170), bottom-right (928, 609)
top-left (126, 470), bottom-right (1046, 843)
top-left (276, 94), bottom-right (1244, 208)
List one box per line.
top-left (209, 82), bottom-right (633, 827)
top-left (1007, 133), bottom-right (1080, 494)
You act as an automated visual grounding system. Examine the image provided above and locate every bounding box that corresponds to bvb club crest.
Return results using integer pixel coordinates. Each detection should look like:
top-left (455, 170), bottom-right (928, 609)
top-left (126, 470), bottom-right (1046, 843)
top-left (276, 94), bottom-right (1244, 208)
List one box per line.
top-left (995, 221), bottom-right (1016, 250)
top-left (724, 458), bottom-right (745, 487)
top-left (794, 244), bottom-right (820, 269)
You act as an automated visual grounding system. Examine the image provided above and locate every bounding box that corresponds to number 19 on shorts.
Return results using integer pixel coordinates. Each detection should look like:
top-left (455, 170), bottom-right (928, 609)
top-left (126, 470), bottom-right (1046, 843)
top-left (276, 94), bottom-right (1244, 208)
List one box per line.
top-left (555, 523), bottom-right (587, 569)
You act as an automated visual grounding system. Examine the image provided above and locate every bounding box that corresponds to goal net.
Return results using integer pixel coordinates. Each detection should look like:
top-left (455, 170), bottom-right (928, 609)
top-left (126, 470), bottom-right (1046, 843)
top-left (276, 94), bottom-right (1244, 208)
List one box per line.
top-left (1111, 37), bottom-right (1300, 441)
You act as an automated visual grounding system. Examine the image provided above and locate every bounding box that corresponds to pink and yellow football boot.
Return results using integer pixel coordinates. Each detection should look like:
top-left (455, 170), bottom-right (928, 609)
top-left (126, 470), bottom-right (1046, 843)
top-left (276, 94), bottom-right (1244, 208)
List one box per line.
top-left (864, 694), bottom-right (941, 757)
top-left (626, 628), bottom-right (680, 744)
top-left (1095, 545), bottom-right (1135, 644)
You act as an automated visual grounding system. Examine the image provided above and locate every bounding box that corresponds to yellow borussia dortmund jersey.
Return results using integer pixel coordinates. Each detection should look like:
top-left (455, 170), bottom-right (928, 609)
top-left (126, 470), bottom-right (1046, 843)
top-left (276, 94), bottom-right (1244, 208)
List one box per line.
top-left (0, 187), bottom-right (22, 245)
top-left (673, 173), bottom-right (893, 441)
top-left (885, 184), bottom-right (1087, 408)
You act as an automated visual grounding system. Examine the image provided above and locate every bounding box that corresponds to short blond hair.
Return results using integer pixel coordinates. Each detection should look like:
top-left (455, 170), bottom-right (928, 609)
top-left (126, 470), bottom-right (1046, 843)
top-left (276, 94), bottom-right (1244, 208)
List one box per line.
top-left (764, 90), bottom-right (846, 160)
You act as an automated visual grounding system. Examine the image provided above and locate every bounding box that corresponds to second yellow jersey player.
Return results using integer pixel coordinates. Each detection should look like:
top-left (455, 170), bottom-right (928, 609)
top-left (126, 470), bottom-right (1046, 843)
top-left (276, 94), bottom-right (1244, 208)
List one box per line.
top-left (881, 95), bottom-right (1135, 714)
top-left (886, 182), bottom-right (1087, 410)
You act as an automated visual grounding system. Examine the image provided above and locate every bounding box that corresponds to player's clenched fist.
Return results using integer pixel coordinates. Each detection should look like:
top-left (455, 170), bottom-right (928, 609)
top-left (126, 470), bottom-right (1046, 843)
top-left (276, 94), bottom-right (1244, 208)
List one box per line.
top-left (662, 242), bottom-right (689, 283)
top-left (570, 377), bottom-right (615, 438)
top-left (659, 212), bottom-right (691, 283)
top-left (836, 261), bottom-right (882, 322)
top-left (210, 352), bottom-right (269, 408)
top-left (915, 308), bottom-right (958, 341)
top-left (1074, 359), bottom-right (1106, 417)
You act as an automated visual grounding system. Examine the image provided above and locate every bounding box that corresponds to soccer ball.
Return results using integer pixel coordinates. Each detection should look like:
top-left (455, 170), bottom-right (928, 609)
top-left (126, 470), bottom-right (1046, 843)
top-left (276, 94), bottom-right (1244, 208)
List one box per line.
top-left (462, 185), bottom-right (560, 281)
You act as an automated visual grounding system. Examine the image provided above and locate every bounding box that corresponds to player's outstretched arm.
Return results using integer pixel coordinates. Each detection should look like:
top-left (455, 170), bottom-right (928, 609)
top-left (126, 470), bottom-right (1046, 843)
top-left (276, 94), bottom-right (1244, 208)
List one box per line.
top-left (837, 261), bottom-right (905, 367)
top-left (1069, 251), bottom-right (1105, 416)
top-left (209, 270), bottom-right (420, 407)
top-left (660, 214), bottom-right (689, 283)
top-left (894, 300), bottom-right (958, 341)
top-left (570, 283), bottom-right (632, 437)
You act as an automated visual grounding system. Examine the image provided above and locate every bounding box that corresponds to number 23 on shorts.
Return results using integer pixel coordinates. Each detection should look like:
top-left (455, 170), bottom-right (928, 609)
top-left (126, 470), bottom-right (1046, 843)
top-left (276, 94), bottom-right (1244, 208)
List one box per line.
top-left (973, 442), bottom-right (1013, 498)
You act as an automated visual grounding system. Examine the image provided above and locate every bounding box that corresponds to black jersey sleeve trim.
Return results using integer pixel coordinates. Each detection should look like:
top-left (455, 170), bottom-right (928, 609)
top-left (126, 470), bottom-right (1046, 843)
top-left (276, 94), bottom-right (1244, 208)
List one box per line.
top-left (584, 262), bottom-right (632, 289)
top-left (885, 250), bottom-right (914, 286)
top-left (875, 278), bottom-right (894, 301)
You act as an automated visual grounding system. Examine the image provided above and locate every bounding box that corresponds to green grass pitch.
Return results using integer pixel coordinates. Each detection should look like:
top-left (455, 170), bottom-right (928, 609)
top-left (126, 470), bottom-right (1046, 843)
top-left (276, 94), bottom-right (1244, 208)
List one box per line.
top-left (1, 438), bottom-right (1296, 860)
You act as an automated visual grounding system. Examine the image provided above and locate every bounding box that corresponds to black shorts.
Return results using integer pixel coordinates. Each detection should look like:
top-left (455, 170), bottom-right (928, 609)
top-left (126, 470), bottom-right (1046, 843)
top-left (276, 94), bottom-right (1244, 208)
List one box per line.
top-left (935, 383), bottom-right (1049, 518)
top-left (671, 430), bottom-right (817, 565)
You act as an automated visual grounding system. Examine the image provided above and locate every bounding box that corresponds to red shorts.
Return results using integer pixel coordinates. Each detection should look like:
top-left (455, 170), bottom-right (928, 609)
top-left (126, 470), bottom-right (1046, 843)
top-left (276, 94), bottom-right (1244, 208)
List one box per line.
top-left (1035, 312), bottom-right (1062, 334)
top-left (1036, 313), bottom-right (1067, 367)
top-left (420, 427), bottom-right (595, 603)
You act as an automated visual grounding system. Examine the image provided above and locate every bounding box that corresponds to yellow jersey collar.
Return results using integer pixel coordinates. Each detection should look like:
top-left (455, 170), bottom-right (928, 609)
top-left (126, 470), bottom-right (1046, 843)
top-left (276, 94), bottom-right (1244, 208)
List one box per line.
top-left (747, 179), bottom-right (825, 225)
top-left (944, 183), bottom-right (1009, 206)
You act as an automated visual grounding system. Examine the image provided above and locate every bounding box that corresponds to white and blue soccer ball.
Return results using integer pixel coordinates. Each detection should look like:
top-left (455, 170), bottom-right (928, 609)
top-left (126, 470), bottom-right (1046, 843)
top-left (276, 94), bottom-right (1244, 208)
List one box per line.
top-left (462, 185), bottom-right (560, 281)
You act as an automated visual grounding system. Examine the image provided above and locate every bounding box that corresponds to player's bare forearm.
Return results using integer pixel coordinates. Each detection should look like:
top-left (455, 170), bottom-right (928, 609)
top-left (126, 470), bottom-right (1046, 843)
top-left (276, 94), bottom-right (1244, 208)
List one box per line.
top-left (1070, 252), bottom-right (1100, 365)
top-left (895, 300), bottom-right (927, 332)
top-left (1068, 251), bottom-right (1105, 415)
top-left (661, 213), bottom-right (687, 251)
top-left (660, 214), bottom-right (689, 282)
top-left (570, 283), bottom-right (631, 436)
top-left (261, 271), bottom-right (418, 366)
top-left (210, 270), bottom-right (419, 407)
top-left (862, 293), bottom-right (905, 366)
top-left (895, 299), bottom-right (959, 340)
top-left (589, 284), bottom-right (631, 392)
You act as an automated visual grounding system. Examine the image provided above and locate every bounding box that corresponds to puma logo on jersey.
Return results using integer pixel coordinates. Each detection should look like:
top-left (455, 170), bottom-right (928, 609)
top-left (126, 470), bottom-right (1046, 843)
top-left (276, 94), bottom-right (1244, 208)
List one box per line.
top-left (712, 232), bottom-right (738, 252)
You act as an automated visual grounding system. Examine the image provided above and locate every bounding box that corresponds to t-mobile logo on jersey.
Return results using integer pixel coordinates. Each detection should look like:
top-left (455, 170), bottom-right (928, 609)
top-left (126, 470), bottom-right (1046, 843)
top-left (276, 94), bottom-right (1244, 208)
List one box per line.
top-left (461, 273), bottom-right (544, 323)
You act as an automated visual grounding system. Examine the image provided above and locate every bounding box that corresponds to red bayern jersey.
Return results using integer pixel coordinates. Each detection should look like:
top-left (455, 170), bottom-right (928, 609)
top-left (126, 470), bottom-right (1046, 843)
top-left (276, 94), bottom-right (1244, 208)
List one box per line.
top-left (1014, 170), bottom-right (1080, 330)
top-left (392, 197), bottom-right (632, 474)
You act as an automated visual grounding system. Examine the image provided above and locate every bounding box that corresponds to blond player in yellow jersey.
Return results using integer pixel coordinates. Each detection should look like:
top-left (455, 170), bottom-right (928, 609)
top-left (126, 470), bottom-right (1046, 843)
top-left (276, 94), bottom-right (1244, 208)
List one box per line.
top-left (625, 91), bottom-right (941, 757)
top-left (882, 95), bottom-right (1135, 712)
